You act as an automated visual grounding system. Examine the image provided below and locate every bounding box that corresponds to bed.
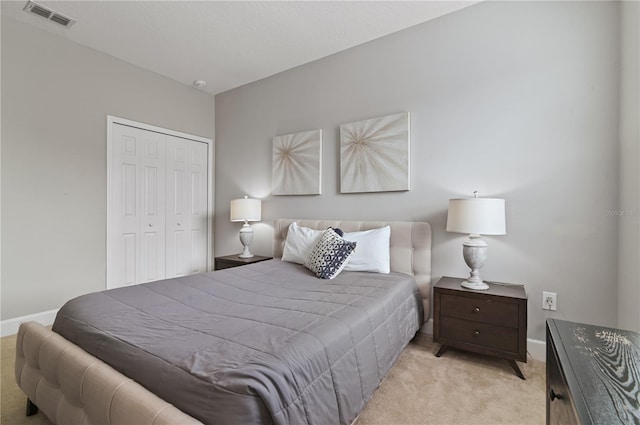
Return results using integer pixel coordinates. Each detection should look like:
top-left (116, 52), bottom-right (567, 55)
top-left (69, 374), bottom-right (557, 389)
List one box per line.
top-left (15, 219), bottom-right (432, 425)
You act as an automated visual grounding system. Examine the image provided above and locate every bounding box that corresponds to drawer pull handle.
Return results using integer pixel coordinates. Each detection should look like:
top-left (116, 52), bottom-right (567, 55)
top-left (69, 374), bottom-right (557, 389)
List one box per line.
top-left (549, 389), bottom-right (562, 401)
top-left (473, 330), bottom-right (480, 336)
top-left (473, 307), bottom-right (480, 313)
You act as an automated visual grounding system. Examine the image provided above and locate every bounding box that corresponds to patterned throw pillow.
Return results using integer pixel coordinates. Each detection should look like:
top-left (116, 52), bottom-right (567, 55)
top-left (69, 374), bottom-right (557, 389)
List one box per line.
top-left (330, 227), bottom-right (344, 237)
top-left (304, 228), bottom-right (357, 279)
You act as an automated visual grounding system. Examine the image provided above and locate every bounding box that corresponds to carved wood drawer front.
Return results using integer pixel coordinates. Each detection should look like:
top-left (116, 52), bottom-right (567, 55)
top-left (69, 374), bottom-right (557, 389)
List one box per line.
top-left (440, 316), bottom-right (519, 352)
top-left (440, 293), bottom-right (518, 328)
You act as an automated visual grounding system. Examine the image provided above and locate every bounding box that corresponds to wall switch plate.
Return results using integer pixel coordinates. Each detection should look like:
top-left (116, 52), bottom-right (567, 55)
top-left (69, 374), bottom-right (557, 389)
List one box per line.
top-left (542, 291), bottom-right (557, 311)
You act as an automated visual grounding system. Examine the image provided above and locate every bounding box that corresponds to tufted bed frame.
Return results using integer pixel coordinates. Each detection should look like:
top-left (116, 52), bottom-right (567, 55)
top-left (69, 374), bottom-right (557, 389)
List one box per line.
top-left (15, 219), bottom-right (431, 425)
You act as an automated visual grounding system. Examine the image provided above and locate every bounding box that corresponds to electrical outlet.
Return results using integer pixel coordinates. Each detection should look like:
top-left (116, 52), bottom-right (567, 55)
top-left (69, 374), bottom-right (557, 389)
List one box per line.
top-left (542, 291), bottom-right (557, 311)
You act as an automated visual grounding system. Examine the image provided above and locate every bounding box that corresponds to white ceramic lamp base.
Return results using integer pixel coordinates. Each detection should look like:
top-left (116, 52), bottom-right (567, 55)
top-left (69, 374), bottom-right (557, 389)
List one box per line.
top-left (238, 223), bottom-right (254, 258)
top-left (461, 235), bottom-right (489, 290)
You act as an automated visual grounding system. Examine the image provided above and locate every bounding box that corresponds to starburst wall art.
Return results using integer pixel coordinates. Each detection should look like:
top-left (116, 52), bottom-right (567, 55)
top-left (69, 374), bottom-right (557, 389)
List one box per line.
top-left (272, 129), bottom-right (322, 195)
top-left (340, 112), bottom-right (410, 193)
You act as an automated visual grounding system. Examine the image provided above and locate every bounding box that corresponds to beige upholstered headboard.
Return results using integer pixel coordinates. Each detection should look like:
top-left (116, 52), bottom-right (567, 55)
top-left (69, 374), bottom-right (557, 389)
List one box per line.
top-left (273, 219), bottom-right (432, 321)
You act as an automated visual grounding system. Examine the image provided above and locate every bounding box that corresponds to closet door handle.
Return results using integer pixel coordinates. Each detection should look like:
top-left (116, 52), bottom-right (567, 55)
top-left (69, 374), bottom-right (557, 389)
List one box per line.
top-left (148, 224), bottom-right (153, 227)
top-left (549, 388), bottom-right (562, 401)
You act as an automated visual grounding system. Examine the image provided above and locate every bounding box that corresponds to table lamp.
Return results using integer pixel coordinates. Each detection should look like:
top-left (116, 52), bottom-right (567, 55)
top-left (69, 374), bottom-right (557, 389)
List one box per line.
top-left (446, 192), bottom-right (506, 290)
top-left (230, 196), bottom-right (262, 258)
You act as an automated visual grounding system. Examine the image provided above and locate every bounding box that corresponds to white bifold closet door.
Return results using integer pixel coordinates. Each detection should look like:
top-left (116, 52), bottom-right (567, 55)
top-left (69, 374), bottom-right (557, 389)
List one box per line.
top-left (109, 123), bottom-right (208, 288)
top-left (165, 135), bottom-right (208, 278)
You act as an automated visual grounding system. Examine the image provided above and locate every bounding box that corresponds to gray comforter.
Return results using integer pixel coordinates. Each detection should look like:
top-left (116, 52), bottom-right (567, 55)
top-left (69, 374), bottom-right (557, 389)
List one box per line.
top-left (53, 260), bottom-right (423, 425)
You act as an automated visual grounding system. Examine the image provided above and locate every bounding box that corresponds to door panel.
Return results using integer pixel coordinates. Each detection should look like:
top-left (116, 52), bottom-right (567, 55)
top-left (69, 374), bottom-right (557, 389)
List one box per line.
top-left (110, 124), bottom-right (142, 287)
top-left (166, 136), bottom-right (187, 278)
top-left (122, 164), bottom-right (137, 217)
top-left (139, 130), bottom-right (166, 284)
top-left (143, 167), bottom-right (158, 216)
top-left (142, 232), bottom-right (159, 282)
top-left (109, 122), bottom-right (210, 288)
top-left (166, 136), bottom-right (208, 279)
top-left (172, 230), bottom-right (187, 276)
top-left (189, 141), bottom-right (208, 274)
top-left (190, 228), bottom-right (206, 274)
top-left (110, 124), bottom-right (166, 288)
top-left (172, 170), bottom-right (185, 216)
top-left (122, 233), bottom-right (136, 285)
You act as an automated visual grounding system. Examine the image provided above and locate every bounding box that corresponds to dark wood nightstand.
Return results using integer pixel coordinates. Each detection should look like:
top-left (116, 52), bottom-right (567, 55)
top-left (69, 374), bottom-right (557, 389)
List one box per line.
top-left (214, 254), bottom-right (272, 270)
top-left (433, 276), bottom-right (528, 379)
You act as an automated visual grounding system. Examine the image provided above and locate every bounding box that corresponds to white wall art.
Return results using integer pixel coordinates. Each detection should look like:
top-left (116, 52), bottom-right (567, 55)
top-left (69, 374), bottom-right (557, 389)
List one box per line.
top-left (273, 129), bottom-right (322, 195)
top-left (340, 112), bottom-right (410, 193)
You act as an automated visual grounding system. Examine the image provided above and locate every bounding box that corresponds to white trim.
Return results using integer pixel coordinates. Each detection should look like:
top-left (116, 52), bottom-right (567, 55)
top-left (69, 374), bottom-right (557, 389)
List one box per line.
top-left (1, 309), bottom-right (59, 337)
top-left (107, 116), bottom-right (213, 144)
top-left (207, 128), bottom-right (215, 277)
top-left (526, 337), bottom-right (546, 362)
top-left (419, 318), bottom-right (434, 335)
top-left (106, 116), bottom-right (215, 289)
top-left (418, 319), bottom-right (546, 362)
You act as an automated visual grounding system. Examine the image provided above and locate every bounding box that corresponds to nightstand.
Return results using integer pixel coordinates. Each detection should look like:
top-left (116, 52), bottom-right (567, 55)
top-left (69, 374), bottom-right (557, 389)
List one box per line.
top-left (433, 276), bottom-right (528, 379)
top-left (214, 254), bottom-right (272, 270)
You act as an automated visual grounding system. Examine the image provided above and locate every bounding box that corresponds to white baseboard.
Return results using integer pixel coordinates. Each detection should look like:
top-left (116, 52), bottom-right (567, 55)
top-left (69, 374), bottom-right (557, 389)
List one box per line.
top-left (1, 309), bottom-right (59, 337)
top-left (526, 337), bottom-right (546, 362)
top-left (419, 319), bottom-right (546, 362)
top-left (419, 318), bottom-right (434, 335)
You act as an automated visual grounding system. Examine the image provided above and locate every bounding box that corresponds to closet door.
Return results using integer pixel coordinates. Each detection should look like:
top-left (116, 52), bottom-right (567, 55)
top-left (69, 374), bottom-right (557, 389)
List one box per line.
top-left (139, 130), bottom-right (167, 283)
top-left (109, 124), bottom-right (166, 287)
top-left (165, 135), bottom-right (208, 278)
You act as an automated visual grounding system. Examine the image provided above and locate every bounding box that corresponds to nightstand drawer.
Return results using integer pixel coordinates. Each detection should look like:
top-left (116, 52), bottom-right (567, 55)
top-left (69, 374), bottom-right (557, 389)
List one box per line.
top-left (440, 316), bottom-right (519, 353)
top-left (440, 293), bottom-right (518, 328)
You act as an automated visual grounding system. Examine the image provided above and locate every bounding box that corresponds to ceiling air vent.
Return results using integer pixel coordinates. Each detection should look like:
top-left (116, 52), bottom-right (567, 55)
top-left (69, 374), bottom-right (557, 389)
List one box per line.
top-left (23, 1), bottom-right (75, 28)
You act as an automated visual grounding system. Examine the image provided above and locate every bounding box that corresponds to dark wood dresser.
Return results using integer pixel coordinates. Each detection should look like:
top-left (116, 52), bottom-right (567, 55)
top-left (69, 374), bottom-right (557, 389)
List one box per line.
top-left (546, 319), bottom-right (640, 425)
top-left (433, 276), bottom-right (528, 379)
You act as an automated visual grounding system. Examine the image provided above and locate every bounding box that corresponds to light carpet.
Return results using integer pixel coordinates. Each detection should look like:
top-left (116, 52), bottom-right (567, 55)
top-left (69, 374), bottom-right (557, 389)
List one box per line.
top-left (1, 331), bottom-right (545, 425)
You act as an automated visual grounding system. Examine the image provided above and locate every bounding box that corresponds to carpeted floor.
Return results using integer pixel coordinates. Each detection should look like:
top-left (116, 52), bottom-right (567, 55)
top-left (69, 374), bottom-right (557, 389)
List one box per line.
top-left (1, 331), bottom-right (545, 425)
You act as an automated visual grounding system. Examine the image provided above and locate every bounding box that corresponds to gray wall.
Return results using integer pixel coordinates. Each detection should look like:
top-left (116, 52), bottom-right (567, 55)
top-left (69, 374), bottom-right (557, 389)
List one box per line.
top-left (618, 0), bottom-right (640, 332)
top-left (1, 17), bottom-right (215, 320)
top-left (215, 1), bottom-right (625, 341)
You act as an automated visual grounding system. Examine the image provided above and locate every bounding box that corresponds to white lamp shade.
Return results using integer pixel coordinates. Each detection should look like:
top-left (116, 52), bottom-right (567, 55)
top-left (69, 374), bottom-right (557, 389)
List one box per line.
top-left (446, 198), bottom-right (506, 235)
top-left (230, 197), bottom-right (261, 222)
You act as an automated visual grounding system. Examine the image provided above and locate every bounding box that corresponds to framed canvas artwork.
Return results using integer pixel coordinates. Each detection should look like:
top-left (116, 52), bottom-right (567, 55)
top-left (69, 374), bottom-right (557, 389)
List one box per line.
top-left (340, 112), bottom-right (410, 193)
top-left (272, 129), bottom-right (322, 195)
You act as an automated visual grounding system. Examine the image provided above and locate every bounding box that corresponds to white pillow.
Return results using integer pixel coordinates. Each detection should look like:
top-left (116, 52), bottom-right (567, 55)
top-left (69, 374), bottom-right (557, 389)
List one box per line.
top-left (281, 222), bottom-right (323, 265)
top-left (343, 226), bottom-right (391, 273)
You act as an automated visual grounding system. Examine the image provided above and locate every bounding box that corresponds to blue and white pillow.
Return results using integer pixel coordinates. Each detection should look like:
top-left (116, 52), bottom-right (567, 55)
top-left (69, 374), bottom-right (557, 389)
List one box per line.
top-left (304, 228), bottom-right (356, 279)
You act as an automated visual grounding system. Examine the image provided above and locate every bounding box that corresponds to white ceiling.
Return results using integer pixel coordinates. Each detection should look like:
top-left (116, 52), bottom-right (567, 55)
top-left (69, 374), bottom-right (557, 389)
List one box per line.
top-left (1, 1), bottom-right (478, 95)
